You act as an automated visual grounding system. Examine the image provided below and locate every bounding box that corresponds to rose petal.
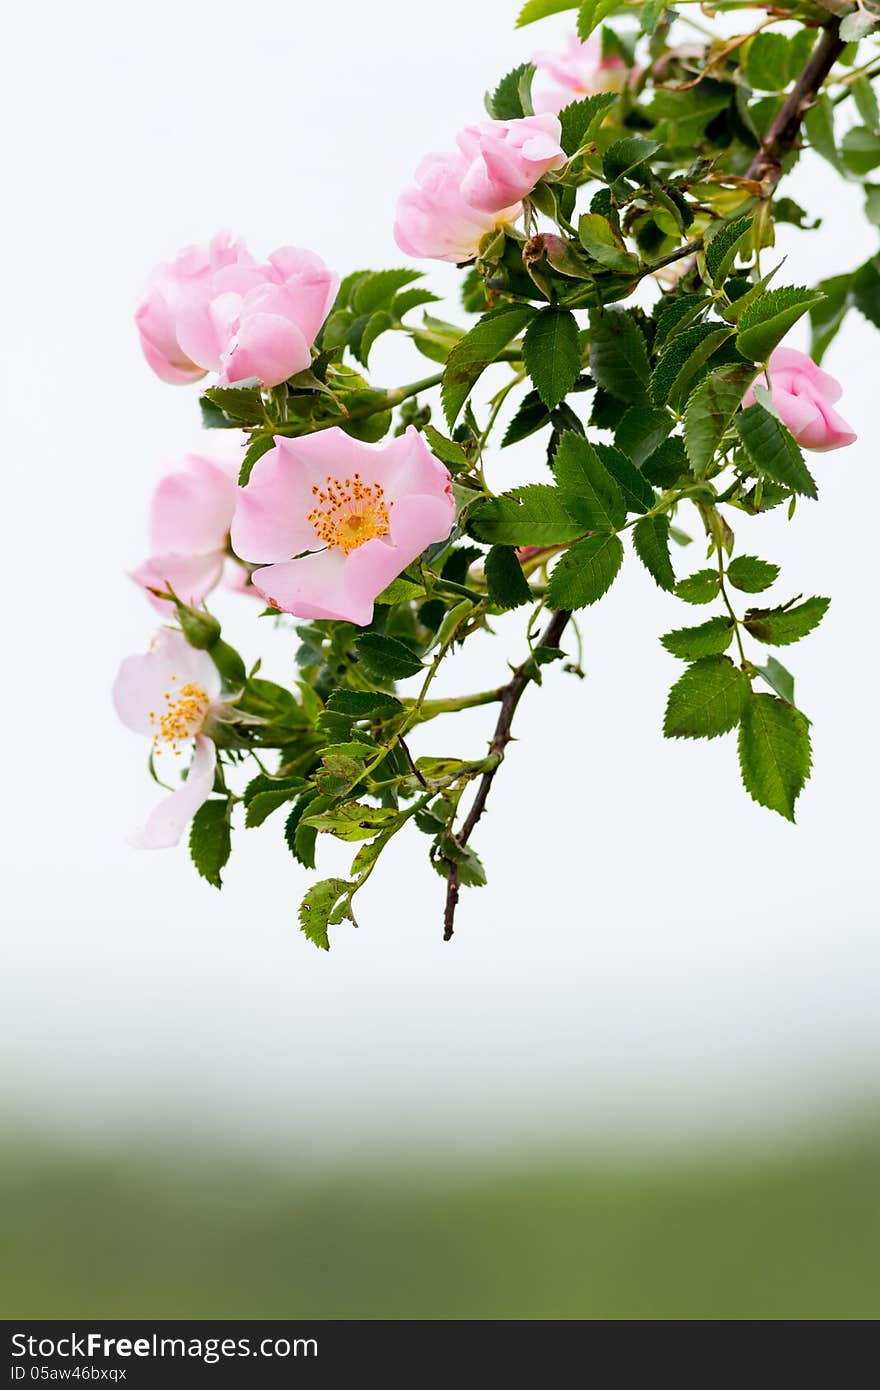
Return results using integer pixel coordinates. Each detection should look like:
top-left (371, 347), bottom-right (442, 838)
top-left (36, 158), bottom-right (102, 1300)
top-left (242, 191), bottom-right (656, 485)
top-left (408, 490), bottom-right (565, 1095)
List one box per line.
top-left (129, 735), bottom-right (217, 850)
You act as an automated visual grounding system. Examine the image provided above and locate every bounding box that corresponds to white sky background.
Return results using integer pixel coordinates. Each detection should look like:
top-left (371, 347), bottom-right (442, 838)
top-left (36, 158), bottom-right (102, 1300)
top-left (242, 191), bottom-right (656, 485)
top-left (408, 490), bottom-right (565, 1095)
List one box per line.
top-left (1, 0), bottom-right (878, 1157)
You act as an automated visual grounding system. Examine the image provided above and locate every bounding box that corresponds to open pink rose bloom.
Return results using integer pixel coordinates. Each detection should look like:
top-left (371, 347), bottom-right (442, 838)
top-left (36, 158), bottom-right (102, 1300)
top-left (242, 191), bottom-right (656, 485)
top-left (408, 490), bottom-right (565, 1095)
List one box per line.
top-left (231, 426), bottom-right (456, 626)
top-left (743, 347), bottom-right (857, 452)
top-left (113, 629), bottom-right (222, 849)
top-left (131, 451), bottom-right (242, 612)
top-left (394, 115), bottom-right (565, 263)
top-left (531, 33), bottom-right (628, 114)
top-left (136, 235), bottom-right (338, 388)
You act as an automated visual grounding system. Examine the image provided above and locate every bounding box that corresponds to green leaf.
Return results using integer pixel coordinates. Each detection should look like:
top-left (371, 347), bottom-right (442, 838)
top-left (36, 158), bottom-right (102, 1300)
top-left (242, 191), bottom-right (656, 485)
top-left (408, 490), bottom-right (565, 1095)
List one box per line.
top-left (558, 93), bottom-right (617, 155)
top-left (376, 575), bottom-right (426, 605)
top-left (352, 269), bottom-right (422, 315)
top-left (553, 432), bottom-right (627, 531)
top-left (547, 533), bottom-right (624, 609)
top-left (661, 615), bottom-right (734, 660)
top-left (356, 309), bottom-right (394, 366)
top-left (651, 323), bottom-right (735, 407)
top-left (704, 212), bottom-right (754, 285)
top-left (735, 404), bottom-right (818, 500)
top-left (663, 655), bottom-right (751, 740)
top-left (746, 33), bottom-right (791, 92)
top-left (615, 406), bottom-right (672, 467)
top-left (726, 555), bottom-right (779, 593)
top-left (356, 633), bottom-right (424, 681)
top-left (589, 308), bottom-right (650, 403)
top-left (853, 75), bottom-right (880, 135)
top-left (578, 0), bottom-right (620, 38)
top-left (470, 484), bottom-right (582, 546)
top-left (189, 799), bottom-right (232, 890)
top-left (304, 801), bottom-right (400, 842)
top-left (243, 774), bottom-right (306, 828)
top-left (502, 389), bottom-right (551, 446)
top-left (325, 690), bottom-right (403, 719)
top-left (578, 213), bottom-right (639, 273)
top-left (738, 693), bottom-right (811, 821)
top-left (523, 307), bottom-right (582, 409)
top-left (203, 384), bottom-right (264, 426)
top-left (853, 254), bottom-right (880, 328)
top-left (423, 423), bottom-right (470, 472)
top-left (804, 95), bottom-right (848, 177)
top-left (489, 62), bottom-right (535, 120)
top-left (238, 433), bottom-right (275, 487)
top-left (842, 126), bottom-right (880, 176)
top-left (516, 0), bottom-right (578, 25)
top-left (736, 287), bottom-right (824, 363)
top-left (393, 287), bottom-right (440, 318)
top-left (298, 877), bottom-right (353, 950)
top-left (442, 304), bottom-right (535, 427)
top-left (642, 436), bottom-right (688, 489)
top-left (684, 364), bottom-right (757, 477)
top-left (743, 596), bottom-right (830, 647)
top-left (632, 514), bottom-right (676, 591)
top-left (675, 569), bottom-right (721, 605)
top-left (755, 655), bottom-right (795, 704)
top-left (485, 546), bottom-right (532, 610)
top-left (809, 272), bottom-right (852, 363)
top-left (594, 441), bottom-right (656, 513)
top-left (602, 135), bottom-right (661, 184)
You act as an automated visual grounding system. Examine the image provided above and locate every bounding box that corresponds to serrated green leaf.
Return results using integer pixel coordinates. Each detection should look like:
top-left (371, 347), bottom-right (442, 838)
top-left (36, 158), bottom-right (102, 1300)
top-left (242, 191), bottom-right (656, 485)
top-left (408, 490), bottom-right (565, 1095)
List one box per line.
top-left (357, 309), bottom-right (394, 367)
top-left (470, 485), bottom-right (582, 546)
top-left (298, 877), bottom-right (353, 950)
top-left (809, 272), bottom-right (852, 363)
top-left (804, 95), bottom-right (848, 177)
top-left (705, 212), bottom-right (754, 285)
top-left (675, 569), bottom-right (721, 605)
top-left (663, 655), bottom-right (751, 740)
top-left (653, 292), bottom-right (709, 348)
top-left (735, 404), bottom-right (818, 500)
top-left (352, 269), bottom-right (422, 315)
top-left (603, 136), bottom-right (661, 184)
top-left (423, 423), bottom-right (470, 472)
top-left (853, 254), bottom-right (880, 328)
top-left (502, 389), bottom-right (552, 446)
top-left (755, 655), bottom-right (795, 704)
top-left (516, 0), bottom-right (578, 26)
top-left (853, 75), bottom-right (880, 134)
top-left (547, 533), bottom-right (624, 609)
top-left (243, 774), bottom-right (306, 828)
top-left (594, 441), bottom-right (656, 513)
top-left (356, 633), bottom-right (424, 680)
top-left (589, 308), bottom-right (650, 403)
top-left (304, 801), bottom-right (400, 842)
top-left (203, 384), bottom-right (264, 426)
top-left (726, 555), bottom-right (779, 593)
top-left (485, 546), bottom-right (532, 610)
top-left (393, 287), bottom-right (440, 318)
top-left (842, 126), bottom-right (880, 176)
top-left (745, 33), bottom-right (791, 92)
top-left (376, 575), bottom-right (426, 605)
top-left (738, 692), bottom-right (811, 821)
top-left (238, 433), bottom-right (275, 486)
top-left (553, 432), bottom-right (627, 531)
top-left (736, 287), bottom-right (824, 363)
top-left (642, 436), bottom-right (689, 489)
top-left (633, 514), bottom-right (676, 591)
top-left (578, 0), bottom-right (620, 39)
top-left (614, 406), bottom-right (673, 467)
top-left (578, 213), bottom-right (639, 273)
top-left (743, 596), bottom-right (830, 646)
top-left (651, 322), bottom-right (734, 406)
top-left (523, 307), bottom-right (582, 409)
top-left (489, 62), bottom-right (535, 120)
top-left (189, 798), bottom-right (232, 890)
top-left (684, 363), bottom-right (757, 477)
top-left (442, 304), bottom-right (535, 426)
top-left (558, 93), bottom-right (617, 155)
top-left (325, 690), bottom-right (403, 719)
top-left (661, 615), bottom-right (734, 660)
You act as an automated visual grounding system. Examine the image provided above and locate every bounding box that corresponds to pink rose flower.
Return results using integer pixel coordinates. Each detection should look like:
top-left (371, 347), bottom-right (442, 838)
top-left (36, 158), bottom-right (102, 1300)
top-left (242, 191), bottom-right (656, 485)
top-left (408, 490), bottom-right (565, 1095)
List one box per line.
top-left (394, 115), bottom-right (565, 264)
top-left (743, 347), bottom-right (857, 452)
top-left (113, 629), bottom-right (223, 849)
top-left (135, 232), bottom-right (253, 384)
top-left (130, 451), bottom-right (243, 612)
top-left (136, 238), bottom-right (339, 389)
top-left (532, 33), bottom-right (628, 115)
top-left (231, 426), bottom-right (456, 626)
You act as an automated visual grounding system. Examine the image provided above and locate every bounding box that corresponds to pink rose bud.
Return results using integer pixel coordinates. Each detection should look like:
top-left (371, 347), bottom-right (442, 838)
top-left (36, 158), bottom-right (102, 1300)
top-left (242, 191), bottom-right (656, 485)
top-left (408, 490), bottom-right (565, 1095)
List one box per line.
top-left (136, 238), bottom-right (339, 389)
top-left (532, 33), bottom-right (628, 115)
top-left (394, 116), bottom-right (565, 264)
top-left (742, 347), bottom-right (857, 452)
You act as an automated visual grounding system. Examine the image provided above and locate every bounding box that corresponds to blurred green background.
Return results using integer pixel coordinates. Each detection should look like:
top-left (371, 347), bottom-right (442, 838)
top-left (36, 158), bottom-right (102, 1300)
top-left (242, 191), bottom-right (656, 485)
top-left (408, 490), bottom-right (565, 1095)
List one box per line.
top-left (4, 1125), bottom-right (878, 1320)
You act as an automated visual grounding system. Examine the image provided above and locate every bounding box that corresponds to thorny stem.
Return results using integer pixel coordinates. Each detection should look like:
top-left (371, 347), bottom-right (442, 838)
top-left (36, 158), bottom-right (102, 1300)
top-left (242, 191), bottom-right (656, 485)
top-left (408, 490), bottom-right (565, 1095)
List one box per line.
top-left (443, 608), bottom-right (571, 940)
top-left (746, 20), bottom-right (846, 187)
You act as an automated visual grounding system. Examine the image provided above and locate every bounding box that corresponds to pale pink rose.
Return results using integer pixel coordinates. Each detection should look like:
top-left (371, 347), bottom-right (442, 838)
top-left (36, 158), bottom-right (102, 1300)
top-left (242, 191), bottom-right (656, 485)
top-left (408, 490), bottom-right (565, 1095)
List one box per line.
top-left (135, 232), bottom-right (253, 384)
top-left (130, 452), bottom-right (242, 612)
top-left (743, 347), bottom-right (857, 452)
top-left (394, 115), bottom-right (565, 264)
top-left (532, 33), bottom-right (628, 114)
top-left (455, 115), bottom-right (566, 212)
top-left (231, 426), bottom-right (456, 626)
top-left (113, 629), bottom-right (223, 849)
top-left (137, 239), bottom-right (339, 389)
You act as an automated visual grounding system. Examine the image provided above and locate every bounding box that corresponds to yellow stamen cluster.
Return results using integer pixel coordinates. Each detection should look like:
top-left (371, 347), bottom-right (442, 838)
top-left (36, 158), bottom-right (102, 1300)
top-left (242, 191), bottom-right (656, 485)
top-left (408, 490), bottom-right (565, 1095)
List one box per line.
top-left (148, 675), bottom-right (210, 756)
top-left (307, 472), bottom-right (391, 555)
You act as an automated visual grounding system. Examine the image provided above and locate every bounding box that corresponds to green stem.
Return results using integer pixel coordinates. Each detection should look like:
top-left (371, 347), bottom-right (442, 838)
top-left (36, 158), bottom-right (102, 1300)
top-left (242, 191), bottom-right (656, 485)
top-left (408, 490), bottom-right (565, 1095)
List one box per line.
top-left (406, 689), bottom-right (505, 721)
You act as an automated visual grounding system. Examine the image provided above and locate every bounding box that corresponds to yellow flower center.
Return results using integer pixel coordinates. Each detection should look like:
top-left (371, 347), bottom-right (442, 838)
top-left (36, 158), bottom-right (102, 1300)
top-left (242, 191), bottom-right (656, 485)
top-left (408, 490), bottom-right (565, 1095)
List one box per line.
top-left (149, 676), bottom-right (210, 755)
top-left (307, 472), bottom-right (391, 555)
